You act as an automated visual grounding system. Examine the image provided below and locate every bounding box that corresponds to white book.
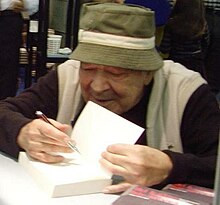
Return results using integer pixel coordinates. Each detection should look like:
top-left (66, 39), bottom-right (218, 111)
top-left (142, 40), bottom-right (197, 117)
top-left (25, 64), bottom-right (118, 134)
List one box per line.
top-left (18, 101), bottom-right (144, 197)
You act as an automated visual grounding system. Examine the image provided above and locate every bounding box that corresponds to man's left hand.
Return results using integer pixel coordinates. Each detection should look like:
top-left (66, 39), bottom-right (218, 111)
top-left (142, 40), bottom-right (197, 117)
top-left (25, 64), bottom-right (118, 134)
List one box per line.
top-left (100, 144), bottom-right (173, 194)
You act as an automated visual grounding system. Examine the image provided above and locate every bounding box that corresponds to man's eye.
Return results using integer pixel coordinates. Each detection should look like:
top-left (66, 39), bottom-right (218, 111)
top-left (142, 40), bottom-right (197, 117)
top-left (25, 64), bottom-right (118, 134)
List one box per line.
top-left (81, 67), bottom-right (94, 71)
top-left (109, 72), bottom-right (128, 79)
top-left (111, 72), bottom-right (122, 76)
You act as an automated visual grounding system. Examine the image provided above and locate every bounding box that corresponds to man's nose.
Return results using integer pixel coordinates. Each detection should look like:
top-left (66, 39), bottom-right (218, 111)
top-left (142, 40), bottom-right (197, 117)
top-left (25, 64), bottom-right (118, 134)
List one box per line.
top-left (90, 71), bottom-right (110, 92)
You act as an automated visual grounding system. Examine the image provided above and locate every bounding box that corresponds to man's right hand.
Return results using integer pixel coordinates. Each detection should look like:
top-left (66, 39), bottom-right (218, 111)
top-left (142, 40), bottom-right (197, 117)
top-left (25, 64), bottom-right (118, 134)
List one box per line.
top-left (17, 119), bottom-right (74, 163)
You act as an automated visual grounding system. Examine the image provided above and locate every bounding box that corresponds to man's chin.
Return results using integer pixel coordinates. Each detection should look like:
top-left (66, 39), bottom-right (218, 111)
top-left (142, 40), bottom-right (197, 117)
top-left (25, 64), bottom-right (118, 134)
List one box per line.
top-left (91, 99), bottom-right (112, 108)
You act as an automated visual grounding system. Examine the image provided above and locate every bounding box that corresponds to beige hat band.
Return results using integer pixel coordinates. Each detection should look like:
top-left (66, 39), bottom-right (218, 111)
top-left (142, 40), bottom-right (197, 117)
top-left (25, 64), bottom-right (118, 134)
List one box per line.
top-left (78, 29), bottom-right (155, 50)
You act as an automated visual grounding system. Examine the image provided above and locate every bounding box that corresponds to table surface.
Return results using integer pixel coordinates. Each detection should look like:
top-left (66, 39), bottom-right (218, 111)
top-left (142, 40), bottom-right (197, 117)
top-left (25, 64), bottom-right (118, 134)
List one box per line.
top-left (0, 152), bottom-right (119, 205)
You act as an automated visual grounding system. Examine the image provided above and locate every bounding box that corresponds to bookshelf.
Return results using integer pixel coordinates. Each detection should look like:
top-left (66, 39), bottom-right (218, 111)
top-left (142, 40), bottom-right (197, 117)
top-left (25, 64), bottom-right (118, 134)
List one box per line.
top-left (21, 0), bottom-right (81, 88)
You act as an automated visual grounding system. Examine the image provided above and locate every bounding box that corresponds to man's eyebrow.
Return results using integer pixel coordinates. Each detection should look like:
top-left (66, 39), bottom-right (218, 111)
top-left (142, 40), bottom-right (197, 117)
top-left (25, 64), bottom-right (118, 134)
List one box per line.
top-left (80, 63), bottom-right (138, 74)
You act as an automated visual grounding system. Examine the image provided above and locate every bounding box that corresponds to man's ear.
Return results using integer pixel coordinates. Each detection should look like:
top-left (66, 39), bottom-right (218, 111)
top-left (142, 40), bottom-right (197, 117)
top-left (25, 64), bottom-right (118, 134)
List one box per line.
top-left (143, 71), bottom-right (155, 85)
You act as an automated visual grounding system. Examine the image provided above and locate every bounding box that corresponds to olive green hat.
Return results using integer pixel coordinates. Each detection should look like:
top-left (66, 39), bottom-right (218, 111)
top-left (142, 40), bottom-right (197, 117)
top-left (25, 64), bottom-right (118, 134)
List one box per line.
top-left (70, 2), bottom-right (163, 70)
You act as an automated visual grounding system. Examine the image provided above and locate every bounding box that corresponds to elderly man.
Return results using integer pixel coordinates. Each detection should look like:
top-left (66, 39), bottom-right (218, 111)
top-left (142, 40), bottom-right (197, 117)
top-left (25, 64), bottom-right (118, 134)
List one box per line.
top-left (0, 3), bottom-right (219, 194)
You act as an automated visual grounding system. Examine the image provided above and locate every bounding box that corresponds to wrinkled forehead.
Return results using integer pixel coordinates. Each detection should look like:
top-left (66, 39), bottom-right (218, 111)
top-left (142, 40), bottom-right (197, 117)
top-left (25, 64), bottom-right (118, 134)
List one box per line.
top-left (80, 62), bottom-right (139, 73)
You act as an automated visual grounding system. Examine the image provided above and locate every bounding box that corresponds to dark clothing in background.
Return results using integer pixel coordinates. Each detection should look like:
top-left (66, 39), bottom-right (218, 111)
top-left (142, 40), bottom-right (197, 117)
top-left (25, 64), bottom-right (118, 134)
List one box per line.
top-left (159, 26), bottom-right (209, 78)
top-left (204, 7), bottom-right (220, 94)
top-left (124, 0), bottom-right (171, 26)
top-left (0, 11), bottom-right (23, 100)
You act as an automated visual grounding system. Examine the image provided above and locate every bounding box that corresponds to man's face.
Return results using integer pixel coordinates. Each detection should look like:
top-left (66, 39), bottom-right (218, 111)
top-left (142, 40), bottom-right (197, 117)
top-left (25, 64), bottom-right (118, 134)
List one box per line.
top-left (79, 63), bottom-right (153, 114)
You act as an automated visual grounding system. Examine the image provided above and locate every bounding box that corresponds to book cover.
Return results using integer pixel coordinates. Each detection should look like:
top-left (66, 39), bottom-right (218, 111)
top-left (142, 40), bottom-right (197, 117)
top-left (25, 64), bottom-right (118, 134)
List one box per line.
top-left (112, 185), bottom-right (211, 205)
top-left (18, 101), bottom-right (144, 197)
top-left (163, 184), bottom-right (214, 205)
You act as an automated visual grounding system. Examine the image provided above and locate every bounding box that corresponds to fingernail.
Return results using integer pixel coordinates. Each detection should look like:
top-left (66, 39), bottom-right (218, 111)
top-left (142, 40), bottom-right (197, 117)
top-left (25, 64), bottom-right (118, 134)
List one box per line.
top-left (102, 188), bottom-right (110, 194)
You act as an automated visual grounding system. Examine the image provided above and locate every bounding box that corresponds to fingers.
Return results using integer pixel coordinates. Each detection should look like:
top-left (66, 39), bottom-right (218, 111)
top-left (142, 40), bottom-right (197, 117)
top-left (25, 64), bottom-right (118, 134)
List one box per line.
top-left (103, 182), bottom-right (132, 194)
top-left (36, 120), bottom-right (71, 145)
top-left (17, 119), bottom-right (75, 163)
top-left (27, 151), bottom-right (65, 163)
top-left (106, 143), bottom-right (133, 155)
top-left (101, 144), bottom-right (136, 175)
top-left (100, 157), bottom-right (127, 177)
top-left (26, 137), bottom-right (72, 154)
top-left (101, 144), bottom-right (173, 187)
top-left (48, 119), bottom-right (72, 134)
top-left (100, 153), bottom-right (141, 185)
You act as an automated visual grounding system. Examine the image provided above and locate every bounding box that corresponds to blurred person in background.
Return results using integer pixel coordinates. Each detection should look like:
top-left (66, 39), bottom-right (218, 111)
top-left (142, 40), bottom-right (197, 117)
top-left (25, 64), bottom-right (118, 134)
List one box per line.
top-left (124, 0), bottom-right (171, 46)
top-left (203, 0), bottom-right (220, 97)
top-left (158, 0), bottom-right (209, 79)
top-left (0, 0), bottom-right (39, 100)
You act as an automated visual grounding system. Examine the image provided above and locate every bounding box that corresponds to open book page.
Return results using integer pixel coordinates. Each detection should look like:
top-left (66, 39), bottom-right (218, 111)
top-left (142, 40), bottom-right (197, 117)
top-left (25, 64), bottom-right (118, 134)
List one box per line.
top-left (70, 101), bottom-right (145, 163)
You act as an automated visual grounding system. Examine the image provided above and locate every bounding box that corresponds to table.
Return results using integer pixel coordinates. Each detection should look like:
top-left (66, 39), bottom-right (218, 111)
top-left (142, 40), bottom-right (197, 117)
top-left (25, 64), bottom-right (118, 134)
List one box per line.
top-left (0, 153), bottom-right (119, 205)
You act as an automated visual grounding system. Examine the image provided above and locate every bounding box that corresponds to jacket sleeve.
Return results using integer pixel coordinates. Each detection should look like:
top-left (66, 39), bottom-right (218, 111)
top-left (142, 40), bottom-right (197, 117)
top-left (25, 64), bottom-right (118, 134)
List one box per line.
top-left (162, 84), bottom-right (220, 189)
top-left (0, 69), bottom-right (59, 159)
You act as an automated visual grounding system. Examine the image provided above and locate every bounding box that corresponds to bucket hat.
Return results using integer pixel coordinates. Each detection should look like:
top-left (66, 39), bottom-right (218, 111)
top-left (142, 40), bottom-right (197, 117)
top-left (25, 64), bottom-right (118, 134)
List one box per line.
top-left (70, 2), bottom-right (163, 71)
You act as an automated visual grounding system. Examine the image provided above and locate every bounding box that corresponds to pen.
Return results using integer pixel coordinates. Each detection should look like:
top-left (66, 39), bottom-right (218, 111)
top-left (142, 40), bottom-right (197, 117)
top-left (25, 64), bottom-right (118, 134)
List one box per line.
top-left (35, 111), bottom-right (81, 154)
